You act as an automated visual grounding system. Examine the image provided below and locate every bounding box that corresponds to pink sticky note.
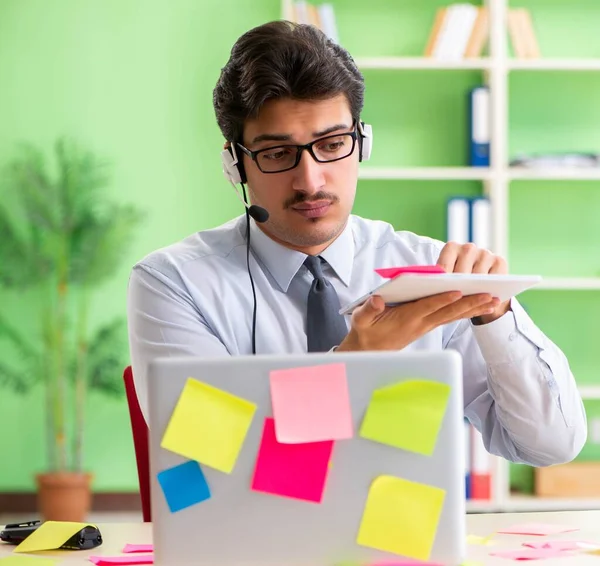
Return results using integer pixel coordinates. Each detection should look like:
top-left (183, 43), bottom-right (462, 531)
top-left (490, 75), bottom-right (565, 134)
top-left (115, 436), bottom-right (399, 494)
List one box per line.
top-left (490, 548), bottom-right (571, 560)
top-left (498, 523), bottom-right (579, 536)
top-left (375, 265), bottom-right (446, 279)
top-left (89, 556), bottom-right (153, 565)
top-left (122, 544), bottom-right (154, 553)
top-left (270, 363), bottom-right (353, 443)
top-left (251, 417), bottom-right (333, 503)
top-left (523, 540), bottom-right (599, 551)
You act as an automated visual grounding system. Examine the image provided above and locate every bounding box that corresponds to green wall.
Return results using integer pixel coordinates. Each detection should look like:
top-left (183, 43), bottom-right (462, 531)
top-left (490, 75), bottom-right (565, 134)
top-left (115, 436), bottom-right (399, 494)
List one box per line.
top-left (1, 0), bottom-right (600, 495)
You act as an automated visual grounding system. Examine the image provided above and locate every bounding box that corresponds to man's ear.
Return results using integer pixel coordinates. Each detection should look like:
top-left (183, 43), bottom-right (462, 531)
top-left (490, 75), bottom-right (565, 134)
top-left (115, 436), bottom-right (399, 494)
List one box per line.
top-left (223, 141), bottom-right (230, 151)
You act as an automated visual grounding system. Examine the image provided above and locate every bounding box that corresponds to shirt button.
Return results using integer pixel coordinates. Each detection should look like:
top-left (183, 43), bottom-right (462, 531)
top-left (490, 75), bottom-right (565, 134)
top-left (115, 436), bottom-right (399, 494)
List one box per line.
top-left (509, 333), bottom-right (517, 341)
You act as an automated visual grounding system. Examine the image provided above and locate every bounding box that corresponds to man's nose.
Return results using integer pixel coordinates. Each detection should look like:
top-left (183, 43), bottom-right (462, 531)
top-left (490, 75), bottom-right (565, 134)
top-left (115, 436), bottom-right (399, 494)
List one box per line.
top-left (291, 149), bottom-right (326, 194)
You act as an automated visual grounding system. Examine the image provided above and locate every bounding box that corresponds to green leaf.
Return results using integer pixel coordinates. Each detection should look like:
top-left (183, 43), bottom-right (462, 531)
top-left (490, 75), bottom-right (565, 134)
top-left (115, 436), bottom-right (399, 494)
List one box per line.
top-left (87, 317), bottom-right (128, 397)
top-left (0, 361), bottom-right (34, 394)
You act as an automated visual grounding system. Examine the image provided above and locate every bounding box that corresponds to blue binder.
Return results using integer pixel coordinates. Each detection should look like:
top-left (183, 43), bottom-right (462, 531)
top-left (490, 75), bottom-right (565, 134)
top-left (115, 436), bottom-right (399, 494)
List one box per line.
top-left (469, 86), bottom-right (490, 167)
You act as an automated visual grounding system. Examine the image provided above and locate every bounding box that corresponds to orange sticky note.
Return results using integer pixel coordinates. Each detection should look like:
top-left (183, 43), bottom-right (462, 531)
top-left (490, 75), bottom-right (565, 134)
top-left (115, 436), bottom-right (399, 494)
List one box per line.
top-left (251, 417), bottom-right (333, 503)
top-left (270, 363), bottom-right (353, 443)
top-left (12, 521), bottom-right (94, 553)
top-left (357, 475), bottom-right (445, 561)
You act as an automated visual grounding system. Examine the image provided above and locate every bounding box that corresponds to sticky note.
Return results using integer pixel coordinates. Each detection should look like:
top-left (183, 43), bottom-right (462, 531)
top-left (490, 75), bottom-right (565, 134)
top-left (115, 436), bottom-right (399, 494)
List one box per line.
top-left (89, 558), bottom-right (153, 566)
top-left (123, 544), bottom-right (154, 553)
top-left (0, 558), bottom-right (56, 566)
top-left (12, 521), bottom-right (95, 553)
top-left (270, 363), bottom-right (353, 443)
top-left (161, 378), bottom-right (256, 473)
top-left (523, 540), bottom-right (598, 551)
top-left (497, 523), bottom-right (579, 536)
top-left (251, 417), bottom-right (333, 503)
top-left (466, 534), bottom-right (495, 545)
top-left (356, 475), bottom-right (445, 561)
top-left (490, 548), bottom-right (571, 560)
top-left (359, 379), bottom-right (450, 456)
top-left (157, 460), bottom-right (211, 512)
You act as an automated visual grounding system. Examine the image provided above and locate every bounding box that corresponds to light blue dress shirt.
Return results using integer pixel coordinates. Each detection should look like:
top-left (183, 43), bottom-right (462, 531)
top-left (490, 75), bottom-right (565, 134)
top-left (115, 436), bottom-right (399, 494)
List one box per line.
top-left (127, 214), bottom-right (586, 466)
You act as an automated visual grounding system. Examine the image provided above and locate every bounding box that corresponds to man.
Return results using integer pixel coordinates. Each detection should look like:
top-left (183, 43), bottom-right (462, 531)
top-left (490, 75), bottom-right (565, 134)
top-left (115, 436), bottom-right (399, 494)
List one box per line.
top-left (127, 20), bottom-right (586, 466)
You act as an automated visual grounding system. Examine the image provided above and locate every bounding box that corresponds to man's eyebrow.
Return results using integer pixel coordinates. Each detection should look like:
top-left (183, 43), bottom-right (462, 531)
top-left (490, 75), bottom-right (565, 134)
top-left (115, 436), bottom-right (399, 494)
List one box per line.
top-left (250, 123), bottom-right (351, 145)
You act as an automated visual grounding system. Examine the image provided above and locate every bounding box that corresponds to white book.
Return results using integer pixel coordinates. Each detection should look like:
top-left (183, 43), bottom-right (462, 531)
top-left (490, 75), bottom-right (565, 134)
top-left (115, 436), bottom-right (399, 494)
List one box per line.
top-left (471, 197), bottom-right (492, 250)
top-left (318, 4), bottom-right (338, 43)
top-left (447, 198), bottom-right (470, 244)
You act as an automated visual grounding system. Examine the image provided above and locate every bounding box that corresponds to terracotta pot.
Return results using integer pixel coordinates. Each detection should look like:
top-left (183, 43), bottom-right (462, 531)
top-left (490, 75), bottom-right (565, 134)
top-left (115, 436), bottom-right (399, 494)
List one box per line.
top-left (36, 472), bottom-right (93, 522)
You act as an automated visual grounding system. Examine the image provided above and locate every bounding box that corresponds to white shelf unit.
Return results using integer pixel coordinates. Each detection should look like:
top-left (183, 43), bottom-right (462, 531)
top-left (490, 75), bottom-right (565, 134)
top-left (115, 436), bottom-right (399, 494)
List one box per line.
top-left (281, 0), bottom-right (600, 513)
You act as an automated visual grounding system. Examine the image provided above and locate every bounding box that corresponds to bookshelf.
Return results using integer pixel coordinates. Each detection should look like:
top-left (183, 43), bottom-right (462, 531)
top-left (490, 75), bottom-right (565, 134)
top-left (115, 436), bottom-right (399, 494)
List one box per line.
top-left (282, 0), bottom-right (600, 513)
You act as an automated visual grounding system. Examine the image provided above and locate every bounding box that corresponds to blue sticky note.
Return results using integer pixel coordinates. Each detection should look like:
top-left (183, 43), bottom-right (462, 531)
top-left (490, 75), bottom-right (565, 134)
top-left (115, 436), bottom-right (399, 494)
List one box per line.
top-left (157, 460), bottom-right (211, 512)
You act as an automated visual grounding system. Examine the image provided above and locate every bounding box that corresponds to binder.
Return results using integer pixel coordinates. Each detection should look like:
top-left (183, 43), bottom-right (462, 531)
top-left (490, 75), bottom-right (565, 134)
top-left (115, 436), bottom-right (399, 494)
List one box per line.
top-left (464, 419), bottom-right (471, 499)
top-left (470, 426), bottom-right (492, 500)
top-left (469, 86), bottom-right (490, 167)
top-left (470, 197), bottom-right (492, 249)
top-left (446, 197), bottom-right (470, 243)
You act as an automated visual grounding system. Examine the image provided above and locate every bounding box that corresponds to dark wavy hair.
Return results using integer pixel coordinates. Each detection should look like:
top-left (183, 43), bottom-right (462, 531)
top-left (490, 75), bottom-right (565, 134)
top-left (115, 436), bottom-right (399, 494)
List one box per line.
top-left (213, 20), bottom-right (365, 143)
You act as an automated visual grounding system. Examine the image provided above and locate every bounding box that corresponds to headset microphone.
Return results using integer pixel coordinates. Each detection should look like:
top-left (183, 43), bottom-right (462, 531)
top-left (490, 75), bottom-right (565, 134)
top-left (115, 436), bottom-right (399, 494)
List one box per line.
top-left (227, 176), bottom-right (270, 223)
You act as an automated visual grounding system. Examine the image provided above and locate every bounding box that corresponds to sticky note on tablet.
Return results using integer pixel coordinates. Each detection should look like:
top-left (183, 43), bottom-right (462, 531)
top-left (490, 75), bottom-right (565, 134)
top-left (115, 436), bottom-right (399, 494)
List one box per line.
top-left (157, 460), bottom-right (211, 512)
top-left (357, 475), bottom-right (445, 561)
top-left (161, 378), bottom-right (256, 473)
top-left (270, 363), bottom-right (353, 443)
top-left (251, 417), bottom-right (333, 503)
top-left (359, 379), bottom-right (450, 456)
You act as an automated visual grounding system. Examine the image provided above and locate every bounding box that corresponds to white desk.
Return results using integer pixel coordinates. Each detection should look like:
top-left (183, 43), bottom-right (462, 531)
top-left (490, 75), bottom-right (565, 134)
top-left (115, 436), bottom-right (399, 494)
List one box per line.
top-left (2, 511), bottom-right (600, 564)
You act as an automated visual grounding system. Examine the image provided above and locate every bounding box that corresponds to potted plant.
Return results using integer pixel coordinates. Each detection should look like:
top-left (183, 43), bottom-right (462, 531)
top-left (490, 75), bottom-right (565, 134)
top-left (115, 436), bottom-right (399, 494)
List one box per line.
top-left (0, 137), bottom-right (144, 521)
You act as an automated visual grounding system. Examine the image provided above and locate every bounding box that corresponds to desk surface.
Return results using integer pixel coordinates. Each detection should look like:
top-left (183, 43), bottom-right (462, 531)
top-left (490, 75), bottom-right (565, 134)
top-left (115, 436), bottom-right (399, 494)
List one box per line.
top-left (2, 510), bottom-right (600, 564)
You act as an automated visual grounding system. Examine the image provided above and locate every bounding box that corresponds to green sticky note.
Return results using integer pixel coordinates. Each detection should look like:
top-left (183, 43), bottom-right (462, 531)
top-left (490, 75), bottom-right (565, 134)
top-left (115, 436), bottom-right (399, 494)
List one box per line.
top-left (359, 379), bottom-right (450, 456)
top-left (0, 558), bottom-right (57, 565)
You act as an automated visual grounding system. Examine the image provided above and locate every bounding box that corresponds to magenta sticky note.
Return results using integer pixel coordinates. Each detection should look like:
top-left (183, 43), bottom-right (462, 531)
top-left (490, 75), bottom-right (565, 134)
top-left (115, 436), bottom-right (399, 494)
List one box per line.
top-left (522, 540), bottom-right (599, 551)
top-left (270, 363), bottom-right (353, 443)
top-left (251, 417), bottom-right (333, 503)
top-left (490, 548), bottom-right (571, 560)
top-left (375, 265), bottom-right (446, 279)
top-left (498, 523), bottom-right (579, 536)
top-left (89, 555), bottom-right (153, 565)
top-left (122, 544), bottom-right (154, 553)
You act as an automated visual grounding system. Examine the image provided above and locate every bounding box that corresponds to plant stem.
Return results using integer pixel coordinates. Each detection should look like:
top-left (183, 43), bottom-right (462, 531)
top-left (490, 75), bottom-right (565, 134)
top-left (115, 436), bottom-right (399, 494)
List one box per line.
top-left (42, 285), bottom-right (57, 472)
top-left (73, 291), bottom-right (88, 473)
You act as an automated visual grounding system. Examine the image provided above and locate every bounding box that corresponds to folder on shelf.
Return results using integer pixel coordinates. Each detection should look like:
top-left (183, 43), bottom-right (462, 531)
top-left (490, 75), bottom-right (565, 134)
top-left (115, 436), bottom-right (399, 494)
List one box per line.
top-left (470, 425), bottom-right (492, 500)
top-left (470, 197), bottom-right (492, 249)
top-left (469, 86), bottom-right (490, 167)
top-left (465, 418), bottom-right (471, 499)
top-left (447, 197), bottom-right (471, 244)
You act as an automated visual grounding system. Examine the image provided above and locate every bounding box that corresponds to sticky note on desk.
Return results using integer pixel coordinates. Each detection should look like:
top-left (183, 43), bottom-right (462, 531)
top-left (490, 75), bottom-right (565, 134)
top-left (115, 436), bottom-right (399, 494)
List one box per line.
top-left (270, 363), bottom-right (352, 443)
top-left (12, 521), bottom-right (95, 553)
top-left (0, 558), bottom-right (57, 565)
top-left (359, 379), bottom-right (450, 456)
top-left (490, 548), bottom-right (571, 560)
top-left (89, 556), bottom-right (154, 565)
top-left (497, 523), bottom-right (579, 536)
top-left (251, 417), bottom-right (333, 502)
top-left (357, 475), bottom-right (445, 561)
top-left (161, 378), bottom-right (256, 473)
top-left (157, 460), bottom-right (211, 512)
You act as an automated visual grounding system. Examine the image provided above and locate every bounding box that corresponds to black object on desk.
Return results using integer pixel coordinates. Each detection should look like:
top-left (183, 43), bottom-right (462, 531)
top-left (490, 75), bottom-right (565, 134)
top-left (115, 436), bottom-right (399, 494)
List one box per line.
top-left (0, 520), bottom-right (103, 550)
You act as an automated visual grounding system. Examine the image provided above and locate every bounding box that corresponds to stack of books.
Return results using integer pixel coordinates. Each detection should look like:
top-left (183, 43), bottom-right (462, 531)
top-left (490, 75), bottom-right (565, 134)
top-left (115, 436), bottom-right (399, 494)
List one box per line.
top-left (465, 419), bottom-right (492, 501)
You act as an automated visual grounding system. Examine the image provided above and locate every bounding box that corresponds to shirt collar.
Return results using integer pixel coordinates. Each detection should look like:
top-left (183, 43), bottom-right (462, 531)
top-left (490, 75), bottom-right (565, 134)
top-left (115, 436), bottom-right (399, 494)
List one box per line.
top-left (245, 216), bottom-right (355, 292)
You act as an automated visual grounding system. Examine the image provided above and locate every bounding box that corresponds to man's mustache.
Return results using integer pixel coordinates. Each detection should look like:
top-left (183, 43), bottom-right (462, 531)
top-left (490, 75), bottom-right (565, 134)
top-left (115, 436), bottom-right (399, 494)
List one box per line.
top-left (284, 191), bottom-right (339, 209)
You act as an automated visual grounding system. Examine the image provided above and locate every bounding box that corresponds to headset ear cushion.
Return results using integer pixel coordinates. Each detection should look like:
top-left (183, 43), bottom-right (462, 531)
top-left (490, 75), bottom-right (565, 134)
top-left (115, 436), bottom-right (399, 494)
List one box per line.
top-left (359, 122), bottom-right (373, 162)
top-left (221, 145), bottom-right (247, 184)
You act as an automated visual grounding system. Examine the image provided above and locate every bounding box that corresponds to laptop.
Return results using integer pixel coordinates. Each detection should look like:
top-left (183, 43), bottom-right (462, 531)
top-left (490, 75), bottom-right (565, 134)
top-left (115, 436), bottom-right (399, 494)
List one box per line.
top-left (147, 350), bottom-right (467, 565)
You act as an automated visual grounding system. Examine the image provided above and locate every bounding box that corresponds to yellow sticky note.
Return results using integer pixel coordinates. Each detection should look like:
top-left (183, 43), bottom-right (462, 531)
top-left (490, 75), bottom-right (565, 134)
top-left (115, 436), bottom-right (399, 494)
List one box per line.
top-left (12, 521), bottom-right (93, 553)
top-left (466, 534), bottom-right (494, 546)
top-left (161, 378), bottom-right (257, 473)
top-left (0, 559), bottom-right (56, 565)
top-left (357, 475), bottom-right (445, 561)
top-left (359, 379), bottom-right (450, 455)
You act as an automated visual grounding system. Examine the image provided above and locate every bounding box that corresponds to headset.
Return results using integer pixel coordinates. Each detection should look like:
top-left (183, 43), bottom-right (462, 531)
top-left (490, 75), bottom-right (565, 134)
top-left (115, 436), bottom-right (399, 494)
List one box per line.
top-left (220, 120), bottom-right (373, 354)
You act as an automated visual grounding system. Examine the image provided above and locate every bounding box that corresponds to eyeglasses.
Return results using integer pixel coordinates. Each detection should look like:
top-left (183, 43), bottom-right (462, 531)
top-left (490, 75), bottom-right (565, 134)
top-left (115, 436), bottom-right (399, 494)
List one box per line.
top-left (235, 129), bottom-right (358, 174)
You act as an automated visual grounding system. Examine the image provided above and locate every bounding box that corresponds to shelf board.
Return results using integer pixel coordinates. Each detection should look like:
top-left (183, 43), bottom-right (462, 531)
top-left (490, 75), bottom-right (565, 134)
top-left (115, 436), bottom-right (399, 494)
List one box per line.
top-left (355, 57), bottom-right (491, 71)
top-left (503, 495), bottom-right (600, 512)
top-left (358, 167), bottom-right (492, 181)
top-left (509, 167), bottom-right (600, 180)
top-left (578, 386), bottom-right (600, 399)
top-left (535, 278), bottom-right (600, 290)
top-left (509, 58), bottom-right (600, 71)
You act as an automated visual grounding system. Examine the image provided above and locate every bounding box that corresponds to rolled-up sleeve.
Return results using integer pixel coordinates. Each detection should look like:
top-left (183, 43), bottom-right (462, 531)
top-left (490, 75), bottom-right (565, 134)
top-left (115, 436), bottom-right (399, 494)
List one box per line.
top-left (448, 297), bottom-right (587, 466)
top-left (127, 263), bottom-right (230, 423)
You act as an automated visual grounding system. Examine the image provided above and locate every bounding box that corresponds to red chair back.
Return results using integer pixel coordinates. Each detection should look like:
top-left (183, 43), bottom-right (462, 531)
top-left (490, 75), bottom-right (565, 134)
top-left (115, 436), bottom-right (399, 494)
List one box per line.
top-left (123, 365), bottom-right (151, 522)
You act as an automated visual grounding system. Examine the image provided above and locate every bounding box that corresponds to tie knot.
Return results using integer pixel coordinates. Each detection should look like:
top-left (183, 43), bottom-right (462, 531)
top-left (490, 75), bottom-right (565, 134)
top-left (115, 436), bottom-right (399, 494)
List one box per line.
top-left (304, 255), bottom-right (325, 280)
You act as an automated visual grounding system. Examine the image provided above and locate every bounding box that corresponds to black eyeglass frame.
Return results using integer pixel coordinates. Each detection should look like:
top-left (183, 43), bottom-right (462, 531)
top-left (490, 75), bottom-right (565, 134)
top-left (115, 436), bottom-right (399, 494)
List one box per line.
top-left (235, 126), bottom-right (359, 174)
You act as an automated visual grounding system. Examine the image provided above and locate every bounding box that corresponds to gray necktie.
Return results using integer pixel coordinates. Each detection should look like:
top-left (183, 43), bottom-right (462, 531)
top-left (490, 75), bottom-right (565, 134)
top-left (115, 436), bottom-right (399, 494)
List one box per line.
top-left (304, 255), bottom-right (348, 352)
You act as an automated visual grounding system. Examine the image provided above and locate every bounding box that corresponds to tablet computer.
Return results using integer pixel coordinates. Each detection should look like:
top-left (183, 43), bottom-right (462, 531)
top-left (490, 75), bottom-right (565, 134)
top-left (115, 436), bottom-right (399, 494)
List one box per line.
top-left (339, 272), bottom-right (543, 316)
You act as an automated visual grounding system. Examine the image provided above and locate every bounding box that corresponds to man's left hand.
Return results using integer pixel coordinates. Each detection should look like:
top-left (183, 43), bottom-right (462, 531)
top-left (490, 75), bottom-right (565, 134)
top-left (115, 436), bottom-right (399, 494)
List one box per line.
top-left (436, 242), bottom-right (511, 325)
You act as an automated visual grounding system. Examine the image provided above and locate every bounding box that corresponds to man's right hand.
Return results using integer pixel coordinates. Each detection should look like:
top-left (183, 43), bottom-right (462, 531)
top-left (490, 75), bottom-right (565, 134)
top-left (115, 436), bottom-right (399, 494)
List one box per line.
top-left (336, 291), bottom-right (499, 352)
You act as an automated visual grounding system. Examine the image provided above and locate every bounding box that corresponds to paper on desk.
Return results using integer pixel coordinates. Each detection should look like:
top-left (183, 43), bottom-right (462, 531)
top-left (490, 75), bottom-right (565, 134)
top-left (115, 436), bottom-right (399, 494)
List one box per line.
top-left (157, 460), bottom-right (211, 513)
top-left (490, 548), bottom-right (572, 560)
top-left (251, 417), bottom-right (333, 502)
top-left (523, 540), bottom-right (599, 551)
top-left (498, 523), bottom-right (579, 536)
top-left (122, 544), bottom-right (153, 553)
top-left (359, 379), bottom-right (450, 456)
top-left (356, 475), bottom-right (445, 561)
top-left (0, 557), bottom-right (56, 565)
top-left (89, 555), bottom-right (153, 565)
top-left (12, 521), bottom-right (96, 553)
top-left (161, 378), bottom-right (257, 473)
top-left (269, 363), bottom-right (353, 443)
